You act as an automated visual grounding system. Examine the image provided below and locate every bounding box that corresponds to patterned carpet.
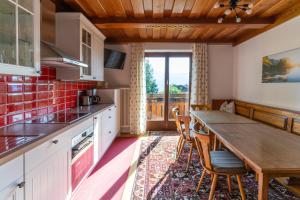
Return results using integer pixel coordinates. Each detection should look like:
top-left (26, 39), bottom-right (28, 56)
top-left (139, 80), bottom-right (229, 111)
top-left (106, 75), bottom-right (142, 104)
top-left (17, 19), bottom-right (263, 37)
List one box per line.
top-left (127, 132), bottom-right (300, 200)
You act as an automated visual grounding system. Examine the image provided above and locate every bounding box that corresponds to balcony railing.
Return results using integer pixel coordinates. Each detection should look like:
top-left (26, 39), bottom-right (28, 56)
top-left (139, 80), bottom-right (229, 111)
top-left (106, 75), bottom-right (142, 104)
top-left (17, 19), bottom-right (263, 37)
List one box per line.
top-left (146, 93), bottom-right (189, 121)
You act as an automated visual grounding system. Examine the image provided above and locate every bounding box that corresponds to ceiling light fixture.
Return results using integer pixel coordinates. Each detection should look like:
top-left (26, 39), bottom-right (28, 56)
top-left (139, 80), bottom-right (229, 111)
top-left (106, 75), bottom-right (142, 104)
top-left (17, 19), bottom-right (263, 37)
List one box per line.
top-left (214, 0), bottom-right (254, 23)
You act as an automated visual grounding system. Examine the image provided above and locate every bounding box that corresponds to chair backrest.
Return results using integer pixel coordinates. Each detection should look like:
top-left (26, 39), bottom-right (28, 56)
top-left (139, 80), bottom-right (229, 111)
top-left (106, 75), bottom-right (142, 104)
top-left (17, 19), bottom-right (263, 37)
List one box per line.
top-left (191, 104), bottom-right (212, 111)
top-left (172, 107), bottom-right (181, 132)
top-left (173, 107), bottom-right (192, 141)
top-left (193, 130), bottom-right (213, 171)
top-left (178, 115), bottom-right (192, 140)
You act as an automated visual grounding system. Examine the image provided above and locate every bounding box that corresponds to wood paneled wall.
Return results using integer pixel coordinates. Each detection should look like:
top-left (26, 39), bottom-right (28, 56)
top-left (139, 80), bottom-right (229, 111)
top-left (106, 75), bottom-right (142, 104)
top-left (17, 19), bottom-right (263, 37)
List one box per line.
top-left (212, 99), bottom-right (300, 136)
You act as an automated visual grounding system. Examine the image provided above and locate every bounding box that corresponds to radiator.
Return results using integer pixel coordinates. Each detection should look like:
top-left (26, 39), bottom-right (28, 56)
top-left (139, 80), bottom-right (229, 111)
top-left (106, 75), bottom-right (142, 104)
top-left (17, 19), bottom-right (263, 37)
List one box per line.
top-left (120, 88), bottom-right (130, 133)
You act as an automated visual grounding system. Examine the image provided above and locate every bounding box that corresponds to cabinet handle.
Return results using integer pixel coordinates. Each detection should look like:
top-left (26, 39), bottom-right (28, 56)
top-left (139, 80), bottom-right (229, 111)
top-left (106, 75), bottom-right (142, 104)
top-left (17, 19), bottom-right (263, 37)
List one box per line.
top-left (109, 131), bottom-right (111, 134)
top-left (109, 109), bottom-right (111, 111)
top-left (94, 116), bottom-right (98, 120)
top-left (17, 182), bottom-right (25, 188)
top-left (93, 77), bottom-right (96, 79)
top-left (36, 70), bottom-right (40, 74)
top-left (52, 140), bottom-right (59, 144)
top-left (108, 116), bottom-right (111, 119)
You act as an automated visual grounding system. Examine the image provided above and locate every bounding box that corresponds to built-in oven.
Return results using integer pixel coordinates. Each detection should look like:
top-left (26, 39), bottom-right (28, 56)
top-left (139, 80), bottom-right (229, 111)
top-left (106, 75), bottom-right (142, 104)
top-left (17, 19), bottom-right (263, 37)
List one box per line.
top-left (71, 126), bottom-right (94, 190)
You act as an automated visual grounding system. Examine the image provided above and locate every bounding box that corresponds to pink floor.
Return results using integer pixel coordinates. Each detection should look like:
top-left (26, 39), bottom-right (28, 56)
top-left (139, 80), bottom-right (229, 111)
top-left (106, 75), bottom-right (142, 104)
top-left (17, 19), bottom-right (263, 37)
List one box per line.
top-left (72, 137), bottom-right (138, 200)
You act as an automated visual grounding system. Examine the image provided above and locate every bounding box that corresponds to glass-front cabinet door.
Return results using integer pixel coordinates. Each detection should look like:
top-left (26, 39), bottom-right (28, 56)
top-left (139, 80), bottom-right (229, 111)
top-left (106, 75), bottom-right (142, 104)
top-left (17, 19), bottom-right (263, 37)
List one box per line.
top-left (80, 28), bottom-right (92, 79)
top-left (0, 0), bottom-right (40, 76)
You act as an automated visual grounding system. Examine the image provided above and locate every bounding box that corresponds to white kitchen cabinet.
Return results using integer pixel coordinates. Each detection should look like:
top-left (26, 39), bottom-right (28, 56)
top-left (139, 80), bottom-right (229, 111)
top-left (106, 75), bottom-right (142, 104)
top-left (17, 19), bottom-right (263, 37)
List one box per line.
top-left (93, 112), bottom-right (103, 162)
top-left (101, 106), bottom-right (118, 153)
top-left (55, 13), bottom-right (106, 81)
top-left (0, 0), bottom-right (40, 76)
top-left (91, 34), bottom-right (104, 81)
top-left (25, 146), bottom-right (71, 200)
top-left (0, 156), bottom-right (24, 200)
top-left (0, 177), bottom-right (24, 200)
top-left (96, 89), bottom-right (121, 135)
top-left (24, 130), bottom-right (72, 200)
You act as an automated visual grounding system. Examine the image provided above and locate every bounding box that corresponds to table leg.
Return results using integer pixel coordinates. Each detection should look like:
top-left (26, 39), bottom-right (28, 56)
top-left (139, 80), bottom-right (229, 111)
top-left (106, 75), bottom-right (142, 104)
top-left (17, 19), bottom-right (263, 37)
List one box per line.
top-left (258, 173), bottom-right (269, 200)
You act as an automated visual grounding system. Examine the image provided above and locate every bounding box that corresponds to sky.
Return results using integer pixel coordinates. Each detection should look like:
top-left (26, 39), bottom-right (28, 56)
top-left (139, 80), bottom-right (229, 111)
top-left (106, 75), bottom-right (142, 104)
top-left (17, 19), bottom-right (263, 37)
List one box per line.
top-left (145, 57), bottom-right (190, 92)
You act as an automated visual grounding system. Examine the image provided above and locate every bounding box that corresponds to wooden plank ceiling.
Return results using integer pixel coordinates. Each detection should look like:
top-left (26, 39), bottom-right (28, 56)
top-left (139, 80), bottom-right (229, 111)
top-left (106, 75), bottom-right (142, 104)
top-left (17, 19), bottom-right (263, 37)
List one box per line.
top-left (64, 0), bottom-right (300, 45)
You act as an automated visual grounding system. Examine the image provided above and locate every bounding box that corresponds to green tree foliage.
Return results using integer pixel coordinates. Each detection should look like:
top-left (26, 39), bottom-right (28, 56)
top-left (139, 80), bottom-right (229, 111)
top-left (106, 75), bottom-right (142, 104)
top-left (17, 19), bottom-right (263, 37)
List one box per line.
top-left (169, 84), bottom-right (181, 94)
top-left (145, 62), bottom-right (158, 94)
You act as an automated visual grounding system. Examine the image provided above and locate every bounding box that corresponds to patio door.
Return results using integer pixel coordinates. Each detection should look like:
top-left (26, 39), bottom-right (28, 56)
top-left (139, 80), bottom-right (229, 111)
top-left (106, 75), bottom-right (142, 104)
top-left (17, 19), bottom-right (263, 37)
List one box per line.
top-left (145, 53), bottom-right (192, 130)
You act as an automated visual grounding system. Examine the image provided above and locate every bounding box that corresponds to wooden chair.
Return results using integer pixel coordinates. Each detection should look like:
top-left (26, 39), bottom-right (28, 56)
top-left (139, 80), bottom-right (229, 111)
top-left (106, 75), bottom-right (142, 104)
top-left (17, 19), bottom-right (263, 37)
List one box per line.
top-left (193, 130), bottom-right (247, 200)
top-left (172, 107), bottom-right (199, 171)
top-left (172, 107), bottom-right (183, 154)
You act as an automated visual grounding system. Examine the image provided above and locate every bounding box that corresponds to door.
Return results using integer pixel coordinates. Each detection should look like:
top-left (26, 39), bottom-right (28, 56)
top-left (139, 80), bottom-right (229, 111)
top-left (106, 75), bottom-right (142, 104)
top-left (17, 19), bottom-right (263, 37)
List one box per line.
top-left (93, 113), bottom-right (102, 162)
top-left (145, 53), bottom-right (192, 130)
top-left (80, 27), bottom-right (92, 80)
top-left (0, 177), bottom-right (24, 200)
top-left (25, 147), bottom-right (70, 200)
top-left (0, 0), bottom-right (40, 76)
top-left (91, 34), bottom-right (104, 81)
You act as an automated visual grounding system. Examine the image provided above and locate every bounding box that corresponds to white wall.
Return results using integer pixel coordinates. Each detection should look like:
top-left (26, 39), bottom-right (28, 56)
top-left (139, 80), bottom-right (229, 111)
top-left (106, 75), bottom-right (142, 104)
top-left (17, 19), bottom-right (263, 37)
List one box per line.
top-left (208, 45), bottom-right (234, 100)
top-left (104, 44), bottom-right (131, 87)
top-left (233, 16), bottom-right (300, 111)
top-left (104, 43), bottom-right (234, 101)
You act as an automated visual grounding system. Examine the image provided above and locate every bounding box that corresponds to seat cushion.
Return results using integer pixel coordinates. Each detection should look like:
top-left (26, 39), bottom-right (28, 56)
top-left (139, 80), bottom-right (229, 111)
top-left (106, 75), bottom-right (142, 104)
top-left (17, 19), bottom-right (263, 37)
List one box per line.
top-left (210, 151), bottom-right (246, 174)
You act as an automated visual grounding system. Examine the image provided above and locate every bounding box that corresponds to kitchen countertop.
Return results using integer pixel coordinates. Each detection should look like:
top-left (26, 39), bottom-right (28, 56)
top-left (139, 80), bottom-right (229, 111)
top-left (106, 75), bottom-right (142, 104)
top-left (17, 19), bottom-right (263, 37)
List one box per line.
top-left (0, 103), bottom-right (114, 166)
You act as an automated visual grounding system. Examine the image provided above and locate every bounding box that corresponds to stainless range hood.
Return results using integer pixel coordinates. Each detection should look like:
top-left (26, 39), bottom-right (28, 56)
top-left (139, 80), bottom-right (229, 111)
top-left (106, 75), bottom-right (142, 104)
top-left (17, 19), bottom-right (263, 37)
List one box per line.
top-left (41, 41), bottom-right (88, 69)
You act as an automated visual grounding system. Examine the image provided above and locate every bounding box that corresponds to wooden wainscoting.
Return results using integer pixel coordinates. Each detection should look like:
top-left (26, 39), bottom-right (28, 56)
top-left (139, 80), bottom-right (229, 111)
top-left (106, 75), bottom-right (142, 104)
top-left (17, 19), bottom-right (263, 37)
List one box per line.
top-left (234, 100), bottom-right (300, 135)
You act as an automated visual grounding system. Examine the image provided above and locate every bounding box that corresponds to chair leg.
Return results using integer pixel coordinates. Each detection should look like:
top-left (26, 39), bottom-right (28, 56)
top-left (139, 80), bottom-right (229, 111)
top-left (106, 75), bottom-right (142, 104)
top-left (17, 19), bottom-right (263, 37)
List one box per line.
top-left (196, 170), bottom-right (206, 192)
top-left (236, 175), bottom-right (246, 200)
top-left (186, 144), bottom-right (193, 171)
top-left (177, 140), bottom-right (185, 160)
top-left (227, 175), bottom-right (232, 192)
top-left (176, 135), bottom-right (183, 153)
top-left (209, 174), bottom-right (218, 200)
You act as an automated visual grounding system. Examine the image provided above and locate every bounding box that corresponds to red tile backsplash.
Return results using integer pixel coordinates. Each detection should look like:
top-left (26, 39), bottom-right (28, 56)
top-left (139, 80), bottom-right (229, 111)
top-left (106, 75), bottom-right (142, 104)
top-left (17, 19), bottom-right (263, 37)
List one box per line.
top-left (0, 66), bottom-right (97, 127)
top-left (7, 83), bottom-right (23, 93)
top-left (7, 94), bottom-right (24, 103)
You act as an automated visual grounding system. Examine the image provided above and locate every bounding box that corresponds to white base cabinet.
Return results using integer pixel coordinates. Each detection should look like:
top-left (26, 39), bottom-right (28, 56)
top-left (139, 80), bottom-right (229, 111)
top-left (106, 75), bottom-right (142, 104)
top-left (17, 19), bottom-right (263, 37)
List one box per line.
top-left (0, 156), bottom-right (24, 200)
top-left (0, 105), bottom-right (120, 199)
top-left (93, 112), bottom-right (103, 162)
top-left (25, 147), bottom-right (70, 200)
top-left (0, 177), bottom-right (24, 200)
top-left (93, 105), bottom-right (119, 163)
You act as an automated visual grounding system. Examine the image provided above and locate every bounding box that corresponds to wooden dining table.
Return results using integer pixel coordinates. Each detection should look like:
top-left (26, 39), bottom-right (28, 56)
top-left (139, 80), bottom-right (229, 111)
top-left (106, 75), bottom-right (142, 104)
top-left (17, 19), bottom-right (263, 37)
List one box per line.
top-left (190, 110), bottom-right (300, 200)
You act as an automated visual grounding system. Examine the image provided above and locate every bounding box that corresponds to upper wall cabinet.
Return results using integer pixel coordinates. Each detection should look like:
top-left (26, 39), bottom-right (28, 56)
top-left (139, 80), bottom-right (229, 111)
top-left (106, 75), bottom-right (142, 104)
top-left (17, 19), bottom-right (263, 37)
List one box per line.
top-left (55, 13), bottom-right (106, 81)
top-left (0, 0), bottom-right (40, 76)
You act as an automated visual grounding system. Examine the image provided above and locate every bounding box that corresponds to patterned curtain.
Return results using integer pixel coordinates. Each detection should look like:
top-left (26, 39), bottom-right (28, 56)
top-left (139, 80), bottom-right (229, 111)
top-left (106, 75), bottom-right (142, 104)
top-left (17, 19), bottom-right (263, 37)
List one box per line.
top-left (191, 43), bottom-right (209, 105)
top-left (129, 43), bottom-right (147, 135)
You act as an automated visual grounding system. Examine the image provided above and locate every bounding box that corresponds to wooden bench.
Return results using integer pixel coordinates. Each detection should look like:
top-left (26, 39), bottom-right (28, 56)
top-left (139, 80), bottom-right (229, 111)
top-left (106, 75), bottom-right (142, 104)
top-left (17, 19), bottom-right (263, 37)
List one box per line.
top-left (212, 99), bottom-right (300, 196)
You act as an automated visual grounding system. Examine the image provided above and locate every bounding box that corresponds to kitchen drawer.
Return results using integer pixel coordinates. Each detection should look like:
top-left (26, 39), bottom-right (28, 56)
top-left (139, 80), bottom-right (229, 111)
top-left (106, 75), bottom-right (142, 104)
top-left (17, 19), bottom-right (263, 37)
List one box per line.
top-left (0, 156), bottom-right (24, 191)
top-left (25, 132), bottom-right (70, 173)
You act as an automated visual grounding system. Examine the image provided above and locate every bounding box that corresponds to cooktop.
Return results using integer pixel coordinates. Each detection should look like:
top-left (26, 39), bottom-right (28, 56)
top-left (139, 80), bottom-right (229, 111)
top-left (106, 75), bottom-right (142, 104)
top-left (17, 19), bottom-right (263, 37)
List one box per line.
top-left (25, 111), bottom-right (91, 124)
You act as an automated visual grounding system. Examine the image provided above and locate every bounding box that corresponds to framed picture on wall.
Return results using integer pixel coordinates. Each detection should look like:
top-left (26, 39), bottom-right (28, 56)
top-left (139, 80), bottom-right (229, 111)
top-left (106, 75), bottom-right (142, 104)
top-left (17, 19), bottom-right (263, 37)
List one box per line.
top-left (262, 47), bottom-right (300, 83)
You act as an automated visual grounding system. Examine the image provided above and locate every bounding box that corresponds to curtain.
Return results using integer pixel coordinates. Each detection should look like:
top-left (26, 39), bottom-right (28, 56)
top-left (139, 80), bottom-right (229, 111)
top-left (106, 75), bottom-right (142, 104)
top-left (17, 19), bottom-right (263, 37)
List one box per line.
top-left (129, 43), bottom-right (146, 135)
top-left (191, 43), bottom-right (209, 105)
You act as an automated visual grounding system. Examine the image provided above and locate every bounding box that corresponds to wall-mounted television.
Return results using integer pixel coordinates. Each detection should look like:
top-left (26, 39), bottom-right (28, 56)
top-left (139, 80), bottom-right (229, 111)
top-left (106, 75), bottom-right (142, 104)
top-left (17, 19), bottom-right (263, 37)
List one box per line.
top-left (104, 48), bottom-right (126, 69)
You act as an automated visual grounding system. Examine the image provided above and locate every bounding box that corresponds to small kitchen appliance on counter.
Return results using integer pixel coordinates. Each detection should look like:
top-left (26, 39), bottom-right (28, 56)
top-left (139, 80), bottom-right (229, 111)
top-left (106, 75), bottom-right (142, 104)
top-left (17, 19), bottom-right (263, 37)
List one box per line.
top-left (79, 89), bottom-right (101, 106)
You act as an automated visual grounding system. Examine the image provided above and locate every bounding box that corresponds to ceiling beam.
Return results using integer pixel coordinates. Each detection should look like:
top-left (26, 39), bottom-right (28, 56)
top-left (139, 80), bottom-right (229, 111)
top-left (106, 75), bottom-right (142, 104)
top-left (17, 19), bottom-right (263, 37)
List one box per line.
top-left (92, 17), bottom-right (275, 29)
top-left (234, 1), bottom-right (300, 46)
top-left (105, 38), bottom-right (234, 44)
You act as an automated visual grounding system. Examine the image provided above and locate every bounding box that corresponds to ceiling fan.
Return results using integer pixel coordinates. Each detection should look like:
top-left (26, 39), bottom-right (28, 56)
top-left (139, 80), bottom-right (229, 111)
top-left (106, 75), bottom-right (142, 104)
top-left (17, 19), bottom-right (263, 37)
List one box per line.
top-left (213, 0), bottom-right (254, 23)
